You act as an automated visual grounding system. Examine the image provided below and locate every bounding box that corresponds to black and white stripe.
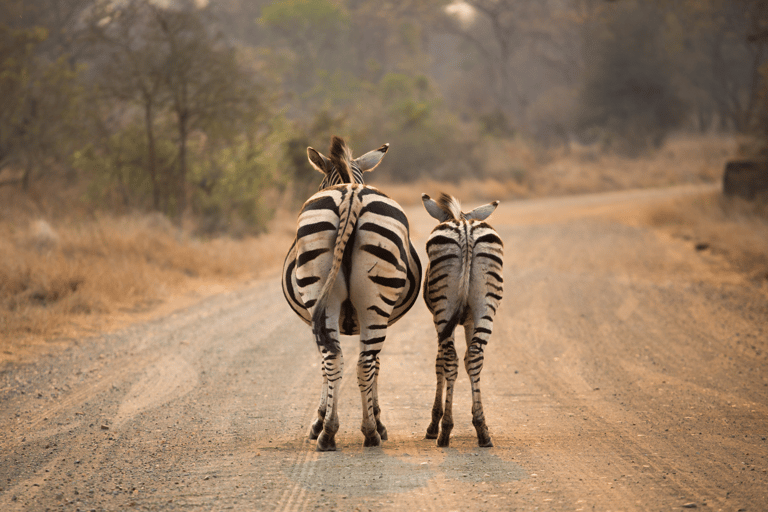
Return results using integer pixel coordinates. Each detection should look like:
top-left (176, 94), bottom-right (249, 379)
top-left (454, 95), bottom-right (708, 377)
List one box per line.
top-left (421, 192), bottom-right (503, 447)
top-left (282, 136), bottom-right (422, 451)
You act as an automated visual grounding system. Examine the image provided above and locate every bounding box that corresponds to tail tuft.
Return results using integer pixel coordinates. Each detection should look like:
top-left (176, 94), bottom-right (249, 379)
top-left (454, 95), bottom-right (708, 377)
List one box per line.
top-left (312, 306), bottom-right (339, 353)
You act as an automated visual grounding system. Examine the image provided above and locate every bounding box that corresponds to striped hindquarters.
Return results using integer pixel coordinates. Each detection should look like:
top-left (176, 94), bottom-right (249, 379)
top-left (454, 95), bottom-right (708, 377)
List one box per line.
top-left (423, 218), bottom-right (503, 339)
top-left (470, 221), bottom-right (504, 317)
top-left (282, 184), bottom-right (422, 336)
top-left (356, 187), bottom-right (422, 326)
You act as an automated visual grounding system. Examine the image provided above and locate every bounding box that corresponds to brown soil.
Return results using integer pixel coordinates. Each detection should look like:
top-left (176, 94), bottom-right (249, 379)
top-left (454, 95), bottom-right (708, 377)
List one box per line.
top-left (1, 185), bottom-right (766, 511)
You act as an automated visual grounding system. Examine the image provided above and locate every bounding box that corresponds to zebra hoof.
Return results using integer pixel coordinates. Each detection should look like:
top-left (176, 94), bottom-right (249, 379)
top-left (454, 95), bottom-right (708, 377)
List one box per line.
top-left (377, 424), bottom-right (388, 441)
top-left (478, 437), bottom-right (493, 448)
top-left (363, 432), bottom-right (382, 447)
top-left (316, 432), bottom-right (337, 452)
top-left (437, 433), bottom-right (451, 447)
top-left (308, 420), bottom-right (324, 440)
top-left (425, 423), bottom-right (439, 439)
top-left (476, 425), bottom-right (493, 447)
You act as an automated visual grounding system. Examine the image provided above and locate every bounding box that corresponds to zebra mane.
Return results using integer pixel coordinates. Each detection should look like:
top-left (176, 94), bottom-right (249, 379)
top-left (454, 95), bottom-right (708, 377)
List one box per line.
top-left (436, 193), bottom-right (463, 220)
top-left (329, 136), bottom-right (353, 183)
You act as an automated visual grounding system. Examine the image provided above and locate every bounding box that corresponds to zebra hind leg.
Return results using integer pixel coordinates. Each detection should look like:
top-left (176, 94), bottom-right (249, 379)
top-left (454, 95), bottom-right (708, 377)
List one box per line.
top-left (308, 371), bottom-right (328, 440)
top-left (465, 324), bottom-right (492, 447)
top-left (316, 344), bottom-right (343, 451)
top-left (426, 340), bottom-right (446, 440)
top-left (372, 355), bottom-right (387, 441)
top-left (357, 346), bottom-right (382, 447)
top-left (437, 336), bottom-right (459, 447)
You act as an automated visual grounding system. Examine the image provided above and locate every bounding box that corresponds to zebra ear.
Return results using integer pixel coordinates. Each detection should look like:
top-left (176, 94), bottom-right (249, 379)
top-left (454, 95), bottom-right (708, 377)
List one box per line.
top-left (422, 193), bottom-right (452, 222)
top-left (354, 143), bottom-right (389, 172)
top-left (307, 147), bottom-right (331, 175)
top-left (465, 201), bottom-right (500, 221)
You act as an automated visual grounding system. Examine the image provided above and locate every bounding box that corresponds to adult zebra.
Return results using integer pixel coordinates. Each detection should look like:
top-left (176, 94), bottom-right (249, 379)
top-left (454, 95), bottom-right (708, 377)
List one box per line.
top-left (282, 136), bottom-right (422, 451)
top-left (421, 193), bottom-right (503, 447)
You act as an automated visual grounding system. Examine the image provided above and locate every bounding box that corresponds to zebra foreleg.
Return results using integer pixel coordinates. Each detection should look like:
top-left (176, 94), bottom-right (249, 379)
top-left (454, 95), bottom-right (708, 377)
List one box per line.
top-left (465, 323), bottom-right (492, 447)
top-left (437, 336), bottom-right (459, 447)
top-left (357, 346), bottom-right (382, 447)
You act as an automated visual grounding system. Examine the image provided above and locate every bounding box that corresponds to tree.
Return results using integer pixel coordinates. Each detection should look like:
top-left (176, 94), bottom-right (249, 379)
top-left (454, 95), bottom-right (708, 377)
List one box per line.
top-left (671, 1), bottom-right (766, 132)
top-left (83, 0), bottom-right (170, 210)
top-left (84, 0), bottom-right (262, 218)
top-left (260, 0), bottom-right (350, 108)
top-left (0, 0), bottom-right (93, 59)
top-left (155, 2), bottom-right (261, 218)
top-left (436, 0), bottom-right (578, 126)
top-left (575, 1), bottom-right (688, 155)
top-left (0, 24), bottom-right (84, 189)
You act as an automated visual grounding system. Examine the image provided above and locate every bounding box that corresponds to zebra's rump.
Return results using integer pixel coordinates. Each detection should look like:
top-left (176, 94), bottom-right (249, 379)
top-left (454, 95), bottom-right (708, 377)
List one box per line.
top-left (282, 184), bottom-right (422, 336)
top-left (423, 218), bottom-right (503, 321)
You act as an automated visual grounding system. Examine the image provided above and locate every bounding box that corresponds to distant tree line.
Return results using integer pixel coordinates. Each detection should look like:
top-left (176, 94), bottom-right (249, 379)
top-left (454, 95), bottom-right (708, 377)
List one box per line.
top-left (1, 0), bottom-right (767, 231)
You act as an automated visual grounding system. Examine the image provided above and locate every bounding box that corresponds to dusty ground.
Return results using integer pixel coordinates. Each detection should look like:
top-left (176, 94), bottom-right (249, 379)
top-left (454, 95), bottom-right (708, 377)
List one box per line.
top-left (1, 184), bottom-right (766, 511)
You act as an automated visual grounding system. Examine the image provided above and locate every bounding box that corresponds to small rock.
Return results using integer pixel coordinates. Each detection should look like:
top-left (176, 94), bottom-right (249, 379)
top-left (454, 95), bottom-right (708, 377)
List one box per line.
top-left (694, 243), bottom-right (709, 251)
top-left (682, 503), bottom-right (697, 509)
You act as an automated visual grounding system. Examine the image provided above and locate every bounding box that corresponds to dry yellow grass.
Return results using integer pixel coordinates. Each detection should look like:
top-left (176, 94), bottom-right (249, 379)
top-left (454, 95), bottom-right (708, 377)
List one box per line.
top-left (532, 133), bottom-right (736, 196)
top-left (381, 133), bottom-right (737, 205)
top-left (1, 212), bottom-right (294, 351)
top-left (644, 191), bottom-right (768, 286)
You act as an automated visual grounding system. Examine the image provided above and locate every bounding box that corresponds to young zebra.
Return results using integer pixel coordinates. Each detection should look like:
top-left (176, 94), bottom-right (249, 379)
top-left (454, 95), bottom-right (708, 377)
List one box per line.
top-left (421, 193), bottom-right (503, 448)
top-left (282, 136), bottom-right (422, 451)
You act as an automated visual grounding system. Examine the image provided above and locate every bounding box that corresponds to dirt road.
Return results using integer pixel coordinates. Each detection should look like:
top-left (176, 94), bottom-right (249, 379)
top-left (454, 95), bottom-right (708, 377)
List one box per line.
top-left (1, 185), bottom-right (766, 511)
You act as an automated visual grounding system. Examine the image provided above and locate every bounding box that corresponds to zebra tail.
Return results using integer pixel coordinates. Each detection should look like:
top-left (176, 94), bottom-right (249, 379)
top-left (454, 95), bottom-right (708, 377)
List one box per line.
top-left (311, 191), bottom-right (361, 354)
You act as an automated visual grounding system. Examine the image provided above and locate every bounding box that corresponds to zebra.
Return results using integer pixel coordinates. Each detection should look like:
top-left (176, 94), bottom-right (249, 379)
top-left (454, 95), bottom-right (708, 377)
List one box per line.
top-left (282, 136), bottom-right (422, 451)
top-left (420, 192), bottom-right (503, 447)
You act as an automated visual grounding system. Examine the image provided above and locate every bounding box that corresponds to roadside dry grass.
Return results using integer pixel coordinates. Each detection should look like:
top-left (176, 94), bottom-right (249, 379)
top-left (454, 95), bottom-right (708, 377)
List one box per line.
top-left (1, 211), bottom-right (295, 358)
top-left (529, 133), bottom-right (736, 196)
top-left (644, 191), bottom-right (768, 287)
top-left (381, 133), bottom-right (736, 205)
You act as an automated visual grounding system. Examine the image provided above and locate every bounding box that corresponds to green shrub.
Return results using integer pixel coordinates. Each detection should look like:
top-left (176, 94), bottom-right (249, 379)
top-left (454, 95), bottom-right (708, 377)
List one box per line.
top-left (74, 124), bottom-right (177, 213)
top-left (190, 135), bottom-right (278, 236)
